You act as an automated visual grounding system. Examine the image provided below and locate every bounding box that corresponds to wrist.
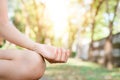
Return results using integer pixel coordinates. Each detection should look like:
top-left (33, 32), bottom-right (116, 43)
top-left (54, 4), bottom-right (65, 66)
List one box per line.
top-left (33, 43), bottom-right (43, 54)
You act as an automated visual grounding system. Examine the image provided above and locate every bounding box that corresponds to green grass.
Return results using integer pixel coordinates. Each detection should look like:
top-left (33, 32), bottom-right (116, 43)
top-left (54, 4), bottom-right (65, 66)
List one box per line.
top-left (44, 58), bottom-right (120, 80)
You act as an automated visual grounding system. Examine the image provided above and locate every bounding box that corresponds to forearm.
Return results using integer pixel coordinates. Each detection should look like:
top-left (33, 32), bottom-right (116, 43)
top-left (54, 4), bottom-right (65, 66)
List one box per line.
top-left (0, 22), bottom-right (36, 50)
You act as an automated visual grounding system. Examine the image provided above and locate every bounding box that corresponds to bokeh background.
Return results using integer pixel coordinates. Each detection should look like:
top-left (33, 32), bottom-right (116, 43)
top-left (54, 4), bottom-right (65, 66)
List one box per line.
top-left (0, 0), bottom-right (120, 80)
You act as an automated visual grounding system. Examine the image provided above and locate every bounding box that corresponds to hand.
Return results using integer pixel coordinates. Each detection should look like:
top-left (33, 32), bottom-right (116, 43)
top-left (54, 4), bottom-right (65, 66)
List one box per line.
top-left (34, 43), bottom-right (70, 63)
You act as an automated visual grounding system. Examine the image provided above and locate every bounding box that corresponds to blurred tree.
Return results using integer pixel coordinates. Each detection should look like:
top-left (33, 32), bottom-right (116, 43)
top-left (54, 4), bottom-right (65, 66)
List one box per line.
top-left (88, 0), bottom-right (104, 60)
top-left (68, 18), bottom-right (78, 52)
top-left (33, 0), bottom-right (45, 43)
top-left (21, 0), bottom-right (31, 36)
top-left (12, 8), bottom-right (25, 32)
top-left (67, 0), bottom-right (81, 53)
top-left (104, 0), bottom-right (119, 70)
top-left (12, 0), bottom-right (47, 43)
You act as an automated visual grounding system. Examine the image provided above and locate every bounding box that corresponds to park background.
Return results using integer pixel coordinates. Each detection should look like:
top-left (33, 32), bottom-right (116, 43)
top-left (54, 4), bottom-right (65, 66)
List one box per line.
top-left (0, 0), bottom-right (120, 80)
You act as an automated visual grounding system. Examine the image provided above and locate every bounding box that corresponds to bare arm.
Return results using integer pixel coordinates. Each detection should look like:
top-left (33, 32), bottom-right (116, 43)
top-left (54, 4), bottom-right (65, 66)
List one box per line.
top-left (0, 0), bottom-right (35, 50)
top-left (0, 0), bottom-right (70, 63)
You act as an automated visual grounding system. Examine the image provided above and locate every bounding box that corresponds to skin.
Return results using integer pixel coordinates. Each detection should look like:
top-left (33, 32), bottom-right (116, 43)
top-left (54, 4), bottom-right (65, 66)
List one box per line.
top-left (0, 0), bottom-right (70, 80)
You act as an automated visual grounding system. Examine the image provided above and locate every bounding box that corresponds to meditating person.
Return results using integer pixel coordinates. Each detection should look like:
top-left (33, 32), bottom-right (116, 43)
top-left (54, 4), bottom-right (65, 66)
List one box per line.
top-left (0, 0), bottom-right (70, 80)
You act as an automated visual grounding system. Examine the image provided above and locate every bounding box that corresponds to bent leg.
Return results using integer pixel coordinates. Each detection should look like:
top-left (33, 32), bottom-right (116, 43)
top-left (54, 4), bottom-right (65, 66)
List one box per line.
top-left (0, 49), bottom-right (46, 80)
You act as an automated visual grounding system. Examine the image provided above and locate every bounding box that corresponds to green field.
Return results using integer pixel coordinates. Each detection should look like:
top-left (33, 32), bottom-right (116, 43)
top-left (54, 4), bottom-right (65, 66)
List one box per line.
top-left (42, 58), bottom-right (120, 80)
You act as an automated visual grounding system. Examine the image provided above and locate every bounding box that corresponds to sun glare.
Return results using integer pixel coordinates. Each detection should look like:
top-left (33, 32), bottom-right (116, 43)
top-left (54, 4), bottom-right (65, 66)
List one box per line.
top-left (44, 0), bottom-right (68, 38)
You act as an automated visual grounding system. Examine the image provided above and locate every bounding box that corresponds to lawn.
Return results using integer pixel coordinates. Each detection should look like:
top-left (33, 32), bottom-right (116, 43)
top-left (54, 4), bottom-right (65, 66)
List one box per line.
top-left (41, 58), bottom-right (120, 80)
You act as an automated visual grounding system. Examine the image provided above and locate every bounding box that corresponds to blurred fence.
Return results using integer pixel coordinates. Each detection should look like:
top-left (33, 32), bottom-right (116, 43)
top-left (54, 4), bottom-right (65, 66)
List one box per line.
top-left (92, 32), bottom-right (120, 66)
top-left (77, 32), bottom-right (120, 66)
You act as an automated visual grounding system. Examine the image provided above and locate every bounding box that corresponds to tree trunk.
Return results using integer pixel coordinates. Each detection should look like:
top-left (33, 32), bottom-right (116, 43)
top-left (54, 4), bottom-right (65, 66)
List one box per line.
top-left (104, 0), bottom-right (119, 70)
top-left (21, 0), bottom-right (31, 37)
top-left (33, 0), bottom-right (45, 43)
top-left (88, 0), bottom-right (104, 60)
top-left (68, 19), bottom-right (77, 53)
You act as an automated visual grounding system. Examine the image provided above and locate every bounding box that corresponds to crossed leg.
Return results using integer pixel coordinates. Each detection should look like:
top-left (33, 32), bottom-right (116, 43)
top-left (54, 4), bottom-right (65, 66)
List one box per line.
top-left (0, 49), bottom-right (46, 80)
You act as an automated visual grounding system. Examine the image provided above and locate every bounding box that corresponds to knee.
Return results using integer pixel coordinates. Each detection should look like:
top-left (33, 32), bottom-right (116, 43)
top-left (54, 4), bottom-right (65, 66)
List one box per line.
top-left (19, 50), bottom-right (46, 80)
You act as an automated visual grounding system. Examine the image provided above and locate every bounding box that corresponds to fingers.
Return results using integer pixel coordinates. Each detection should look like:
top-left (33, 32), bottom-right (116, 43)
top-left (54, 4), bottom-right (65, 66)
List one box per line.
top-left (54, 48), bottom-right (69, 63)
top-left (61, 48), bottom-right (67, 62)
top-left (55, 48), bottom-right (62, 62)
top-left (39, 44), bottom-right (70, 63)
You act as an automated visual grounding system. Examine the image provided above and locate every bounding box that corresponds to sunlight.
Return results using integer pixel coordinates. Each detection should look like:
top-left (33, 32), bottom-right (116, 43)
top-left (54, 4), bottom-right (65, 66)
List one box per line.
top-left (45, 0), bottom-right (68, 38)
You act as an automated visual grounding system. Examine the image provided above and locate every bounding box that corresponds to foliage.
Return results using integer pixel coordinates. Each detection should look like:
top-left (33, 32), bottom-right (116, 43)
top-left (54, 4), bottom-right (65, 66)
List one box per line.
top-left (7, 0), bottom-right (120, 53)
